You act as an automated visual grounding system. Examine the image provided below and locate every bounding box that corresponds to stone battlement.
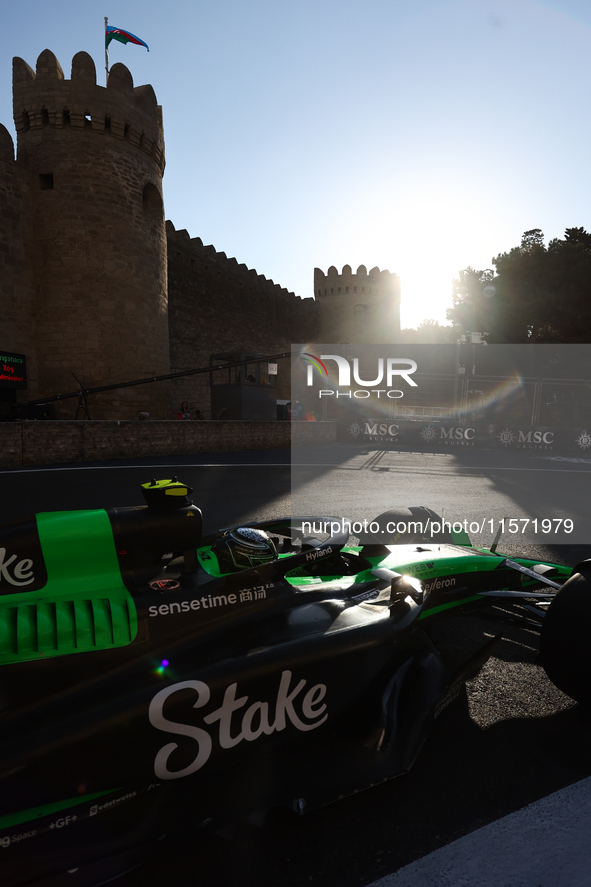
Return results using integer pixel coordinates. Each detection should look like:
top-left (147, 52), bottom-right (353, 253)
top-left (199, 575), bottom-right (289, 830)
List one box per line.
top-left (166, 222), bottom-right (316, 414)
top-left (13, 50), bottom-right (164, 171)
top-left (314, 264), bottom-right (400, 298)
top-left (167, 222), bottom-right (313, 305)
top-left (313, 265), bottom-right (400, 342)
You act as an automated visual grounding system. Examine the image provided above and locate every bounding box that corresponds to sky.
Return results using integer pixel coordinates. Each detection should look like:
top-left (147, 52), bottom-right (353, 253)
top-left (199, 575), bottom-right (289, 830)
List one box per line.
top-left (3, 0), bottom-right (591, 330)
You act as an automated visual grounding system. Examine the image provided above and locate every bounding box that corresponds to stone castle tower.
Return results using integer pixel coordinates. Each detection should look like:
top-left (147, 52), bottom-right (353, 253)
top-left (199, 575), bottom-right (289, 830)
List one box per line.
top-left (314, 265), bottom-right (401, 343)
top-left (0, 48), bottom-right (403, 421)
top-left (2, 49), bottom-right (171, 418)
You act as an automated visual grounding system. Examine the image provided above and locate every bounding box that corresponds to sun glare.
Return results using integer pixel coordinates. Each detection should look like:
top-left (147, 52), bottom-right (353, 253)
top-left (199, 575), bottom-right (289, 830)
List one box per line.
top-left (392, 186), bottom-right (502, 330)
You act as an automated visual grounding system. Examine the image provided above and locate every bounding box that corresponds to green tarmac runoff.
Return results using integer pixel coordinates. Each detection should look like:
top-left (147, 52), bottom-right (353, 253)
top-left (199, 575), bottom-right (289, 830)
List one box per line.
top-left (367, 777), bottom-right (591, 887)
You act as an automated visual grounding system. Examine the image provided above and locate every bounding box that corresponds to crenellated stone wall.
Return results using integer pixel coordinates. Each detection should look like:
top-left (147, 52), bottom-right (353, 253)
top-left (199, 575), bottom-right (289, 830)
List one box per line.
top-left (314, 264), bottom-right (401, 343)
top-left (166, 223), bottom-right (316, 415)
top-left (0, 47), bottom-right (402, 431)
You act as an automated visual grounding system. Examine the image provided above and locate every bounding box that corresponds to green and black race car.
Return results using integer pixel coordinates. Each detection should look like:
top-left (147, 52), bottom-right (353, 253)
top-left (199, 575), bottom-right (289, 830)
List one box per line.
top-left (0, 478), bottom-right (587, 886)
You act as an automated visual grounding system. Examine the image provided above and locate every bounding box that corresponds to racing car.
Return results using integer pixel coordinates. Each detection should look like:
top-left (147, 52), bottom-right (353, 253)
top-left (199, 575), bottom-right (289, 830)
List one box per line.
top-left (0, 477), bottom-right (588, 886)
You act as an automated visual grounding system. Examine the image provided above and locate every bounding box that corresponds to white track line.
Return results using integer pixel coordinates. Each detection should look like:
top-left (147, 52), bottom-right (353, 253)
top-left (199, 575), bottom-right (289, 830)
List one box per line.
top-left (0, 464), bottom-right (290, 474)
top-left (2, 464), bottom-right (591, 475)
top-left (367, 776), bottom-right (591, 887)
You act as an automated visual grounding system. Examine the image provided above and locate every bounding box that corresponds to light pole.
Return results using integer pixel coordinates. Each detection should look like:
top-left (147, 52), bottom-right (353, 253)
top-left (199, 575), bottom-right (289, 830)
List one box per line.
top-left (453, 283), bottom-right (496, 421)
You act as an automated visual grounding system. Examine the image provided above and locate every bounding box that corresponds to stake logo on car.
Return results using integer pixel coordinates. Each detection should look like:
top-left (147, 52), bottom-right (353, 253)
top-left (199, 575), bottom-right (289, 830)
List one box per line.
top-left (149, 670), bottom-right (328, 780)
top-left (0, 548), bottom-right (34, 587)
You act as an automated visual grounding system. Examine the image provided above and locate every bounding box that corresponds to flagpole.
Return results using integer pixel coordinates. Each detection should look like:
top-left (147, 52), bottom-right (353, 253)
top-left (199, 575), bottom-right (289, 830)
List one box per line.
top-left (104, 16), bottom-right (109, 85)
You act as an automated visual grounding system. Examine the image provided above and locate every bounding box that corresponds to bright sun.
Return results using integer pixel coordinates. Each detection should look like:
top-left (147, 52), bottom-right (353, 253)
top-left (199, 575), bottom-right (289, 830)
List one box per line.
top-left (394, 186), bottom-right (502, 330)
top-left (343, 174), bottom-right (508, 331)
top-left (321, 173), bottom-right (510, 332)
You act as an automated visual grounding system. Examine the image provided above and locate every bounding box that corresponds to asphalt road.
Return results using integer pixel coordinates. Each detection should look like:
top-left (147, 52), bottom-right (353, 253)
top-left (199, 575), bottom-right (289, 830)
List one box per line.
top-left (292, 444), bottom-right (591, 546)
top-left (1, 447), bottom-right (591, 886)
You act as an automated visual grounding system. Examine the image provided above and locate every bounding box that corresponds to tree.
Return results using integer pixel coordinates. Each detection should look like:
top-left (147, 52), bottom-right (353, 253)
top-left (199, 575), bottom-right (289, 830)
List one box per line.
top-left (446, 267), bottom-right (498, 341)
top-left (448, 228), bottom-right (591, 343)
top-left (520, 228), bottom-right (545, 252)
top-left (400, 319), bottom-right (454, 344)
top-left (564, 227), bottom-right (591, 248)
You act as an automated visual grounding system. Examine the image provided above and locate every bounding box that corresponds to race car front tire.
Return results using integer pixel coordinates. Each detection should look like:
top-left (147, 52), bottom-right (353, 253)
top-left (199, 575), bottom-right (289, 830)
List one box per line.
top-left (540, 566), bottom-right (591, 706)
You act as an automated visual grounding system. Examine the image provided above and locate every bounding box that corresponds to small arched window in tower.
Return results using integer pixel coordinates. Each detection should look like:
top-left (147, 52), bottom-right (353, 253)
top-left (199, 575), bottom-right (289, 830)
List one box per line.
top-left (124, 123), bottom-right (130, 139)
top-left (331, 288), bottom-right (334, 295)
top-left (39, 173), bottom-right (54, 190)
top-left (21, 110), bottom-right (30, 132)
top-left (345, 286), bottom-right (349, 294)
top-left (62, 109), bottom-right (71, 128)
top-left (142, 182), bottom-right (163, 216)
top-left (84, 113), bottom-right (92, 129)
top-left (105, 117), bottom-right (112, 134)
top-left (41, 108), bottom-right (49, 126)
top-left (353, 286), bottom-right (357, 293)
top-left (338, 287), bottom-right (341, 294)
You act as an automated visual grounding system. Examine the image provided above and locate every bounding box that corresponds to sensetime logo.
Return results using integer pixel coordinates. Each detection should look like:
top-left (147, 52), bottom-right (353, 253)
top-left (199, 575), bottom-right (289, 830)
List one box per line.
top-left (307, 354), bottom-right (418, 400)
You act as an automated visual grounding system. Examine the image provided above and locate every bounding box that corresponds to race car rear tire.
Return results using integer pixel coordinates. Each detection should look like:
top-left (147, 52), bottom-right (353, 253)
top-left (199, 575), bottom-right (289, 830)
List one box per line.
top-left (540, 567), bottom-right (591, 706)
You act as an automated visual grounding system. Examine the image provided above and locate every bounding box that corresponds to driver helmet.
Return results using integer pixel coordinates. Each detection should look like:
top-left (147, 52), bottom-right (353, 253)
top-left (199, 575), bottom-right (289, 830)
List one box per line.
top-left (213, 527), bottom-right (277, 573)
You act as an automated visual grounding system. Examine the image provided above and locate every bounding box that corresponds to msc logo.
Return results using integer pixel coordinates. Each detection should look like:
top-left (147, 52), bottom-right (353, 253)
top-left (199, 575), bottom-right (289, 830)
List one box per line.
top-left (518, 431), bottom-right (553, 444)
top-left (348, 422), bottom-right (399, 440)
top-left (497, 429), bottom-right (554, 448)
top-left (360, 422), bottom-right (399, 438)
top-left (517, 431), bottom-right (554, 445)
top-left (440, 427), bottom-right (475, 440)
top-left (497, 428), bottom-right (515, 446)
top-left (421, 426), bottom-right (475, 444)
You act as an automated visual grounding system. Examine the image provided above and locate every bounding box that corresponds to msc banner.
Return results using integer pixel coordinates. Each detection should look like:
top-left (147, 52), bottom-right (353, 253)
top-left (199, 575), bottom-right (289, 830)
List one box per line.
top-left (338, 420), bottom-right (591, 453)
